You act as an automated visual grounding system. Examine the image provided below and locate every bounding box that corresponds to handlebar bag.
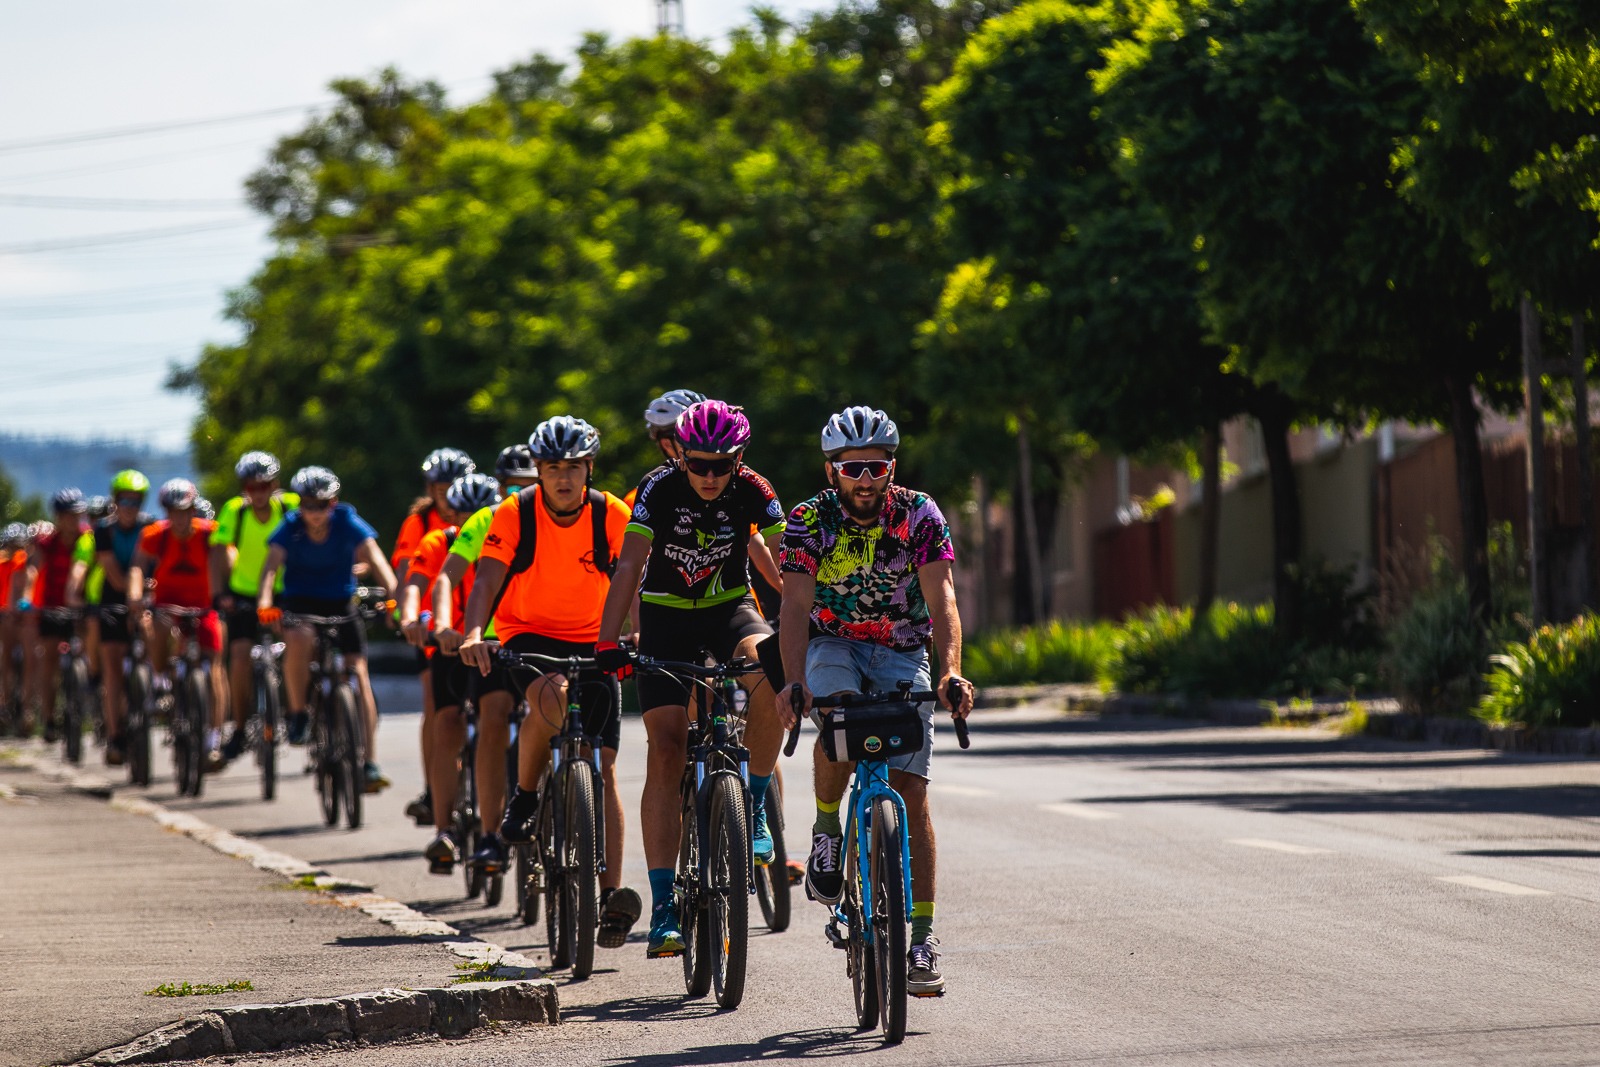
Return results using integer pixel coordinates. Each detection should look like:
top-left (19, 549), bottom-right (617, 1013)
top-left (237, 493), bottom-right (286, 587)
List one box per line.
top-left (819, 702), bottom-right (924, 762)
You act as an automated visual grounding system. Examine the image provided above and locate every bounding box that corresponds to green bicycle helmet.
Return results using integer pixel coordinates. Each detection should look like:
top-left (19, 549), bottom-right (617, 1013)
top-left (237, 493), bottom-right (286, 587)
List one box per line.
top-left (111, 469), bottom-right (150, 495)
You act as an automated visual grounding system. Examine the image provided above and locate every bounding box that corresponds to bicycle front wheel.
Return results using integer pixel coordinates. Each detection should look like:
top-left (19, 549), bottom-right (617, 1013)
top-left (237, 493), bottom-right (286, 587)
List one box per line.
top-left (334, 687), bottom-right (363, 829)
top-left (127, 662), bottom-right (152, 787)
top-left (678, 791), bottom-right (710, 997)
top-left (755, 776), bottom-right (790, 932)
top-left (62, 656), bottom-right (89, 764)
top-left (539, 771), bottom-right (569, 968)
top-left (184, 667), bottom-right (210, 798)
top-left (313, 694), bottom-right (339, 827)
top-left (564, 763), bottom-right (598, 980)
top-left (870, 796), bottom-right (908, 1044)
top-left (254, 660), bottom-right (280, 801)
top-left (708, 774), bottom-right (750, 1010)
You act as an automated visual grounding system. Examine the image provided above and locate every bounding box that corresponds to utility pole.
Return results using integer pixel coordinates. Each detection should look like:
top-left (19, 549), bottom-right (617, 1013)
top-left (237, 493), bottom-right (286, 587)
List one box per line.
top-left (657, 0), bottom-right (684, 36)
top-left (1523, 295), bottom-right (1549, 624)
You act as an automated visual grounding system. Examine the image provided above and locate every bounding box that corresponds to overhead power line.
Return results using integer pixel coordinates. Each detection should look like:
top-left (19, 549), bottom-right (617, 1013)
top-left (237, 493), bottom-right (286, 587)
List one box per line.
top-left (0, 193), bottom-right (244, 211)
top-left (0, 218), bottom-right (257, 256)
top-left (0, 103), bottom-right (320, 156)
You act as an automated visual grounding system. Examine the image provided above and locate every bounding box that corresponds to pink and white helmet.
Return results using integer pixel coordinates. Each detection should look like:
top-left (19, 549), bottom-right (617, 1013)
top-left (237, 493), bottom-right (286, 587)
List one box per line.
top-left (675, 400), bottom-right (751, 454)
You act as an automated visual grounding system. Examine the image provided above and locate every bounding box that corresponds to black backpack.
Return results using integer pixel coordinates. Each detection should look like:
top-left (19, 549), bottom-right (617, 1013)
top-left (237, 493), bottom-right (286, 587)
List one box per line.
top-left (486, 487), bottom-right (613, 623)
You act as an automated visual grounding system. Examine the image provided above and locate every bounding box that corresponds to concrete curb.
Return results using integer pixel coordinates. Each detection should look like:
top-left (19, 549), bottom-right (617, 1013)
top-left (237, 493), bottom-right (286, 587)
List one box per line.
top-left (74, 980), bottom-right (558, 1065)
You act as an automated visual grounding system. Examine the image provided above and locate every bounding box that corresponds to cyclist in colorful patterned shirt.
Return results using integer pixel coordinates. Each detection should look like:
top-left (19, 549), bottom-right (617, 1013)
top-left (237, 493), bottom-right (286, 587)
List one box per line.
top-left (778, 406), bottom-right (974, 998)
top-left (594, 399), bottom-right (788, 959)
top-left (128, 479), bottom-right (228, 769)
top-left (399, 472), bottom-right (498, 872)
top-left (23, 488), bottom-right (90, 739)
top-left (210, 451), bottom-right (299, 763)
top-left (92, 470), bottom-right (152, 765)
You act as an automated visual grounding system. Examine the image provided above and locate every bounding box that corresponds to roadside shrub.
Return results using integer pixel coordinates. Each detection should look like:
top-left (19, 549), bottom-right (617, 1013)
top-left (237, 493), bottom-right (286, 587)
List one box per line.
top-left (1290, 557), bottom-right (1380, 655)
top-left (1109, 602), bottom-right (1291, 698)
top-left (1476, 614), bottom-right (1600, 729)
top-left (1383, 579), bottom-right (1482, 715)
top-left (965, 620), bottom-right (1118, 686)
top-left (1106, 604), bottom-right (1192, 694)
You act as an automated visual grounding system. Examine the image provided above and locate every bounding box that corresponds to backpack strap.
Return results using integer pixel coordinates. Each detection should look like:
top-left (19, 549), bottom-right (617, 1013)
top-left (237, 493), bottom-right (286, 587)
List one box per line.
top-left (588, 488), bottom-right (613, 577)
top-left (485, 486), bottom-right (541, 627)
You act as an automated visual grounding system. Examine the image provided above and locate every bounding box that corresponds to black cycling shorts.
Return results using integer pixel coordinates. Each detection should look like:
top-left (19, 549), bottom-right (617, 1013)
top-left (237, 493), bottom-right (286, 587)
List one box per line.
top-left (98, 595), bottom-right (132, 644)
top-left (225, 603), bottom-right (259, 646)
top-left (636, 596), bottom-right (773, 713)
top-left (429, 651), bottom-right (472, 710)
top-left (477, 632), bottom-right (620, 751)
top-left (280, 596), bottom-right (366, 655)
top-left (34, 612), bottom-right (75, 643)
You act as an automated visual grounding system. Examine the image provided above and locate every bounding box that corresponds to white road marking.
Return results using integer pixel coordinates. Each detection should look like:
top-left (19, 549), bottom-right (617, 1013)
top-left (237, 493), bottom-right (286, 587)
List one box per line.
top-left (1438, 875), bottom-right (1551, 896)
top-left (933, 784), bottom-right (995, 798)
top-left (1229, 838), bottom-right (1332, 855)
top-left (1039, 802), bottom-right (1119, 821)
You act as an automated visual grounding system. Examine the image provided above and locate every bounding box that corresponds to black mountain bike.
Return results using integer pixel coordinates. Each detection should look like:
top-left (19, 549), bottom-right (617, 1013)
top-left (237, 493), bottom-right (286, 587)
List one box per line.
top-left (499, 649), bottom-right (612, 980)
top-left (250, 635), bottom-right (287, 801)
top-left (152, 606), bottom-right (214, 798)
top-left (40, 607), bottom-right (91, 764)
top-left (633, 651), bottom-right (759, 1010)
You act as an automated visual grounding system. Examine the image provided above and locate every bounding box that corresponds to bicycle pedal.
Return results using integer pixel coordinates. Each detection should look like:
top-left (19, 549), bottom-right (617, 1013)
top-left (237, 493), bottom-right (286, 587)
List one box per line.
top-left (824, 920), bottom-right (848, 949)
top-left (428, 860), bottom-right (455, 875)
top-left (910, 990), bottom-right (946, 999)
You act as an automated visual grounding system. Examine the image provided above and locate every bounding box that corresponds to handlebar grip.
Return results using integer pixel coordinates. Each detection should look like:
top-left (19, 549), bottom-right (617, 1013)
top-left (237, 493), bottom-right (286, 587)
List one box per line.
top-left (953, 714), bottom-right (970, 750)
top-left (945, 677), bottom-right (972, 750)
top-left (783, 685), bottom-right (804, 757)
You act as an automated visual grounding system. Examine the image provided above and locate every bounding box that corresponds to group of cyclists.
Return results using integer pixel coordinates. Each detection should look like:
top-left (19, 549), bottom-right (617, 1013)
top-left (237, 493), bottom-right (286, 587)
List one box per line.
top-left (0, 392), bottom-right (975, 999)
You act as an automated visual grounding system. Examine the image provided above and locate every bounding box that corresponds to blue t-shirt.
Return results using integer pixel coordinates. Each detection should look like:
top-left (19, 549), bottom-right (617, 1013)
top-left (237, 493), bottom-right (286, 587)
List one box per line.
top-left (268, 503), bottom-right (378, 601)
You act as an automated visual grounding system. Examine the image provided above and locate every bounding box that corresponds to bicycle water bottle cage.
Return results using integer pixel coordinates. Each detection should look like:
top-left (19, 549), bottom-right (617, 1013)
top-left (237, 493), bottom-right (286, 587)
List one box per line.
top-left (820, 702), bottom-right (923, 763)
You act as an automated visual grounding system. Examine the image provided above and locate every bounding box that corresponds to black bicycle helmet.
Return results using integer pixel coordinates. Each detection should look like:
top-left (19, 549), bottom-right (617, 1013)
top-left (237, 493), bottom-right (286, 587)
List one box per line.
top-left (528, 416), bottom-right (601, 461)
top-left (447, 473), bottom-right (502, 514)
top-left (290, 466), bottom-right (340, 501)
top-left (51, 487), bottom-right (87, 514)
top-left (235, 450), bottom-right (281, 482)
top-left (494, 443), bottom-right (538, 481)
top-left (421, 447), bottom-right (475, 485)
top-left (158, 478), bottom-right (199, 511)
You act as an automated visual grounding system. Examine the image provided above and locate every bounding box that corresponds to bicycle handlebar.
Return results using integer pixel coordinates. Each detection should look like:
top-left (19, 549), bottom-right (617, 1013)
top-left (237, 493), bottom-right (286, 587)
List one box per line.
top-left (493, 648), bottom-right (604, 671)
top-left (632, 654), bottom-right (759, 679)
top-left (785, 679), bottom-right (973, 756)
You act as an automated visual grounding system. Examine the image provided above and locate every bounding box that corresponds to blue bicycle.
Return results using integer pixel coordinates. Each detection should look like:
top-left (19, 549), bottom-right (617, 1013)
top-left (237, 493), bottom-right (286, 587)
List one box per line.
top-left (787, 679), bottom-right (969, 1044)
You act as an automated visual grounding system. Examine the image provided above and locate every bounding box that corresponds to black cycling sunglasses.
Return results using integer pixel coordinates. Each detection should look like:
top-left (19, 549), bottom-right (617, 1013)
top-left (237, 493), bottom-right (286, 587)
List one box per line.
top-left (115, 494), bottom-right (143, 507)
top-left (300, 499), bottom-right (333, 512)
top-left (683, 456), bottom-right (738, 478)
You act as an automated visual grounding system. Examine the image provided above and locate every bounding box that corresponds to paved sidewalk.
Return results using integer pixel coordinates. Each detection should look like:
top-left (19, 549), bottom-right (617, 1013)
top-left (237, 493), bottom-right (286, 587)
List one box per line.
top-left (0, 758), bottom-right (464, 1067)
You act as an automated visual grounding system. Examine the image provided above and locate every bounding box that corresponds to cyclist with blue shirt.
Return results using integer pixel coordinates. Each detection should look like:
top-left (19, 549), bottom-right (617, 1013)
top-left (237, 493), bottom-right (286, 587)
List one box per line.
top-left (256, 466), bottom-right (398, 792)
top-left (779, 406), bottom-right (974, 998)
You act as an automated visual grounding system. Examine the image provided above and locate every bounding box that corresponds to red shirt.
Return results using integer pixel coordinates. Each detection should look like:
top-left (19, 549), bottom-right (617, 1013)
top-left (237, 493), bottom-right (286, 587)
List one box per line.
top-left (32, 523), bottom-right (85, 608)
top-left (140, 519), bottom-right (218, 609)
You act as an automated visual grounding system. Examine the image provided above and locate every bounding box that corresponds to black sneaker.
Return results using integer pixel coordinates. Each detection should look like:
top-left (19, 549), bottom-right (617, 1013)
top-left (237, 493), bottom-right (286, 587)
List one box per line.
top-left (105, 734), bottom-right (126, 767)
top-left (499, 786), bottom-right (539, 845)
top-left (471, 832), bottom-right (507, 874)
top-left (425, 831), bottom-right (460, 874)
top-left (597, 886), bottom-right (642, 949)
top-left (907, 937), bottom-right (945, 996)
top-left (42, 717), bottom-right (59, 744)
top-left (286, 710), bottom-right (310, 746)
top-left (221, 728), bottom-right (247, 762)
top-left (404, 790), bottom-right (433, 826)
top-left (805, 829), bottom-right (844, 904)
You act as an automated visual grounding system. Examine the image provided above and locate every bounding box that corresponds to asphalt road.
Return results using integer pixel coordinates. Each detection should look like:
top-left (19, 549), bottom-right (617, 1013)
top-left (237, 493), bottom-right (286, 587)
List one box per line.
top-left (121, 677), bottom-right (1600, 1065)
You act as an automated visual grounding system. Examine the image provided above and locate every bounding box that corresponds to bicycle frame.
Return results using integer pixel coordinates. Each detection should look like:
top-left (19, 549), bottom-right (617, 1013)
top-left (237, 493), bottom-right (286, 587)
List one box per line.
top-left (839, 758), bottom-right (914, 945)
top-left (683, 672), bottom-right (753, 896)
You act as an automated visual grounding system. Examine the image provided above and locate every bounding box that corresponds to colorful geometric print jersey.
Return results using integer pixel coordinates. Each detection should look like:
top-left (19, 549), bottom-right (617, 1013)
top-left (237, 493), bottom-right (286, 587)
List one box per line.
top-left (627, 464), bottom-right (785, 608)
top-left (779, 483), bottom-right (954, 652)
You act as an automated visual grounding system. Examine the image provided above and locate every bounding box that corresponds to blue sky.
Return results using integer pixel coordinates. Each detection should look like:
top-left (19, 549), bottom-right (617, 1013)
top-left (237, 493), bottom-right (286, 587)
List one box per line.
top-left (0, 1), bottom-right (820, 451)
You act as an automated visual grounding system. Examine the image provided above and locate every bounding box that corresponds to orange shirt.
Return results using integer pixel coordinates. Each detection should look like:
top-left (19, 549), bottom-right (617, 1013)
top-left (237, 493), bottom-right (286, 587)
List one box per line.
top-left (140, 519), bottom-right (218, 609)
top-left (409, 527), bottom-right (470, 629)
top-left (0, 549), bottom-right (24, 608)
top-left (392, 504), bottom-right (448, 571)
top-left (479, 487), bottom-right (631, 643)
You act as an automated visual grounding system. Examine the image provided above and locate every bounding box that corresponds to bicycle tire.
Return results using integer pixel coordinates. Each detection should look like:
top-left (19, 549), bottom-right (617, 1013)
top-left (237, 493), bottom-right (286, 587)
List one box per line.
top-left (679, 793), bottom-right (711, 996)
top-left (459, 744), bottom-right (482, 900)
top-left (708, 774), bottom-right (750, 1009)
top-left (870, 796), bottom-right (908, 1044)
top-left (847, 886), bottom-right (879, 1031)
top-left (335, 686), bottom-right (362, 829)
top-left (171, 677), bottom-right (195, 797)
top-left (127, 663), bottom-right (152, 787)
top-left (755, 777), bottom-right (790, 932)
top-left (541, 770), bottom-right (570, 968)
top-left (254, 660), bottom-right (280, 801)
top-left (564, 764), bottom-right (598, 980)
top-left (62, 656), bottom-right (88, 764)
top-left (313, 693), bottom-right (340, 827)
top-left (184, 667), bottom-right (210, 798)
top-left (515, 843), bottom-right (540, 925)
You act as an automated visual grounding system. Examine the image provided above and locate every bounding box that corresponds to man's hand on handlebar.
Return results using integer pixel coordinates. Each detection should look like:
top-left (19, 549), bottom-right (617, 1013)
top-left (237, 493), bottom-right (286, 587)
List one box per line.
top-left (593, 641), bottom-right (633, 680)
top-left (401, 617), bottom-right (429, 649)
top-left (457, 632), bottom-right (497, 675)
top-left (781, 681), bottom-right (812, 730)
top-left (939, 673), bottom-right (974, 719)
top-left (434, 626), bottom-right (463, 655)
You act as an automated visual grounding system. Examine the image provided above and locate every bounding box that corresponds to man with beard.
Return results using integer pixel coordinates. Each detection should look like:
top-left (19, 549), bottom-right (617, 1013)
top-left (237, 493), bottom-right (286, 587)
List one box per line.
top-left (778, 406), bottom-right (974, 998)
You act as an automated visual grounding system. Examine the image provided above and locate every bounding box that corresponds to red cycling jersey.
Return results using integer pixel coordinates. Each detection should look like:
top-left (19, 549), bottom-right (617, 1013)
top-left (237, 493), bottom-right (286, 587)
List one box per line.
top-left (140, 519), bottom-right (218, 609)
top-left (32, 523), bottom-right (85, 608)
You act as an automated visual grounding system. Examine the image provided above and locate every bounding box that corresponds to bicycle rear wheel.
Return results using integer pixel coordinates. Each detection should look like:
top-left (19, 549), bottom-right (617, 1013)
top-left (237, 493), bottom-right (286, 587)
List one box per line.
top-left (313, 694), bottom-right (340, 827)
top-left (540, 770), bottom-right (570, 968)
top-left (171, 679), bottom-right (195, 797)
top-left (755, 777), bottom-right (790, 932)
top-left (847, 884), bottom-right (879, 1031)
top-left (564, 764), bottom-right (598, 980)
top-left (458, 742), bottom-right (481, 899)
top-left (870, 796), bottom-right (908, 1044)
top-left (334, 687), bottom-right (363, 829)
top-left (127, 663), bottom-right (152, 787)
top-left (254, 659), bottom-right (280, 801)
top-left (515, 842), bottom-right (540, 925)
top-left (183, 668), bottom-right (210, 798)
top-left (62, 656), bottom-right (88, 764)
top-left (679, 792), bottom-right (711, 997)
top-left (708, 774), bottom-right (750, 1009)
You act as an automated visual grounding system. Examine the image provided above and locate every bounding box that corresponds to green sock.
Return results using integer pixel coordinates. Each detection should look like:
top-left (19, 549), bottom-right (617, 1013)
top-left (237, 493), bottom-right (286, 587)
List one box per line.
top-left (911, 901), bottom-right (934, 945)
top-left (814, 797), bottom-right (842, 837)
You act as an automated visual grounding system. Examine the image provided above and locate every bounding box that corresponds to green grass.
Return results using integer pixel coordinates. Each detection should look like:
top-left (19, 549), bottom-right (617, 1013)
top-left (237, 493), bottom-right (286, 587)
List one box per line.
top-left (145, 980), bottom-right (254, 998)
top-left (451, 959), bottom-right (508, 984)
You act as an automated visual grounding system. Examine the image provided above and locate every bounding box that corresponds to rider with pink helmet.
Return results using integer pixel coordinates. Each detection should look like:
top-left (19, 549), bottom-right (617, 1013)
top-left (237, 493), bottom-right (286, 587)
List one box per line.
top-left (595, 399), bottom-right (789, 959)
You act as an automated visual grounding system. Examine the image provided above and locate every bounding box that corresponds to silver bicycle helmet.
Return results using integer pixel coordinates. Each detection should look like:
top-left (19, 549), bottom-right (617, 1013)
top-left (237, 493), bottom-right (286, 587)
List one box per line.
top-left (494, 443), bottom-right (538, 481)
top-left (643, 389), bottom-right (707, 435)
top-left (447, 473), bottom-right (502, 513)
top-left (51, 487), bottom-right (87, 514)
top-left (157, 478), bottom-right (199, 511)
top-left (235, 450), bottom-right (281, 482)
top-left (529, 416), bottom-right (601, 461)
top-left (421, 447), bottom-right (475, 484)
top-left (820, 406), bottom-right (900, 457)
top-left (290, 466), bottom-right (341, 501)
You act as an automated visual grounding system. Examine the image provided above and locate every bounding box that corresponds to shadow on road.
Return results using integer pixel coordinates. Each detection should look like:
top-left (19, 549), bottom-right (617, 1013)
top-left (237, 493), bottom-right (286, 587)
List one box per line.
top-left (575, 1018), bottom-right (898, 1063)
top-left (237, 823), bottom-right (335, 839)
top-left (1455, 848), bottom-right (1600, 858)
top-left (327, 934), bottom-right (455, 947)
top-left (309, 849), bottom-right (423, 865)
top-left (1083, 783), bottom-right (1600, 818)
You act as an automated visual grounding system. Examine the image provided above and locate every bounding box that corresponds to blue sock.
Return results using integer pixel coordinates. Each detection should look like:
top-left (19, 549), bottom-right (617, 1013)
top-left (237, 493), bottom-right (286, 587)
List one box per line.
top-left (749, 774), bottom-right (771, 811)
top-left (648, 867), bottom-right (675, 912)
